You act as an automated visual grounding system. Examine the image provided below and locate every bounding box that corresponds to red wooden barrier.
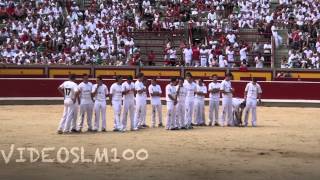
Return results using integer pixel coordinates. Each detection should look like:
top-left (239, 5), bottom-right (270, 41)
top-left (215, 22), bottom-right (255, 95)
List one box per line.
top-left (0, 78), bottom-right (320, 100)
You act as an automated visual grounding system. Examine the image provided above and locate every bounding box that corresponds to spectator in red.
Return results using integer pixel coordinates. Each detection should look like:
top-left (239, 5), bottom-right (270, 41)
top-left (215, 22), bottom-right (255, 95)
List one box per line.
top-left (147, 50), bottom-right (155, 66)
top-left (192, 44), bottom-right (200, 66)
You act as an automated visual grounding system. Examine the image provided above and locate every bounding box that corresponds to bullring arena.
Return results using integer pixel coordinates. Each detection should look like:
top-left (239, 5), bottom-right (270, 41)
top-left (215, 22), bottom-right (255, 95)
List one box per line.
top-left (1, 0), bottom-right (320, 179)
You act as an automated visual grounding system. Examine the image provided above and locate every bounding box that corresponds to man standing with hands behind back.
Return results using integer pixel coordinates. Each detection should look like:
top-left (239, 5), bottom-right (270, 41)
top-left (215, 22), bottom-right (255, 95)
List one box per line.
top-left (220, 73), bottom-right (234, 126)
top-left (243, 78), bottom-right (262, 127)
top-left (208, 74), bottom-right (221, 126)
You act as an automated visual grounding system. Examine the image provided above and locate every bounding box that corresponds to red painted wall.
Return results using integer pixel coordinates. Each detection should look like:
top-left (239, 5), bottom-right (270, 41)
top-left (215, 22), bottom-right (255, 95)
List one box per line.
top-left (0, 79), bottom-right (320, 100)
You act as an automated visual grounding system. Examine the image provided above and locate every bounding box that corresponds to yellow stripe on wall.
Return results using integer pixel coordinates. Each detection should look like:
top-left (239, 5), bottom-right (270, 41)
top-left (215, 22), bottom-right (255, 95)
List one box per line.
top-left (0, 69), bottom-right (43, 75)
top-left (95, 70), bottom-right (135, 77)
top-left (290, 73), bottom-right (320, 79)
top-left (186, 71), bottom-right (225, 77)
top-left (141, 70), bottom-right (180, 77)
top-left (232, 72), bottom-right (272, 81)
top-left (49, 69), bottom-right (90, 78)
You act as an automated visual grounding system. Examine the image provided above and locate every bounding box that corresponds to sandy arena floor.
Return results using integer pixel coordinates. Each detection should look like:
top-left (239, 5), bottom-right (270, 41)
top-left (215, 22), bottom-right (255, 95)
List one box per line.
top-left (0, 105), bottom-right (320, 180)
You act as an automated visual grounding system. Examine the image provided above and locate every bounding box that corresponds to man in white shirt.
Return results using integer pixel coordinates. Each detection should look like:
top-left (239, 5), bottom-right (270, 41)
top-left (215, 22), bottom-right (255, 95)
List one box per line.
top-left (226, 47), bottom-right (235, 67)
top-left (243, 78), bottom-right (262, 127)
top-left (110, 76), bottom-right (124, 132)
top-left (168, 47), bottom-right (177, 66)
top-left (165, 77), bottom-right (177, 130)
top-left (148, 78), bottom-right (163, 128)
top-left (92, 76), bottom-right (109, 132)
top-left (183, 46), bottom-right (193, 66)
top-left (122, 75), bottom-right (135, 131)
top-left (175, 77), bottom-right (187, 129)
top-left (134, 73), bottom-right (147, 129)
top-left (232, 98), bottom-right (246, 127)
top-left (200, 46), bottom-right (208, 67)
top-left (255, 54), bottom-right (265, 68)
top-left (77, 74), bottom-right (94, 132)
top-left (194, 79), bottom-right (207, 126)
top-left (239, 46), bottom-right (248, 63)
top-left (208, 74), bottom-right (220, 126)
top-left (184, 73), bottom-right (197, 129)
top-left (220, 73), bottom-right (234, 126)
top-left (57, 74), bottom-right (79, 134)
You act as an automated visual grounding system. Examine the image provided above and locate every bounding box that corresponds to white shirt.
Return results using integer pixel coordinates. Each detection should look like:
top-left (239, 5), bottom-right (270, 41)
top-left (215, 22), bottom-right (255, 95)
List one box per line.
top-left (165, 84), bottom-right (176, 102)
top-left (176, 85), bottom-right (187, 102)
top-left (183, 81), bottom-right (197, 99)
top-left (135, 80), bottom-right (147, 102)
top-left (122, 81), bottom-right (135, 101)
top-left (200, 49), bottom-right (208, 59)
top-left (110, 83), bottom-right (123, 101)
top-left (220, 80), bottom-right (233, 98)
top-left (208, 82), bottom-right (221, 101)
top-left (183, 48), bottom-right (193, 61)
top-left (232, 98), bottom-right (243, 110)
top-left (195, 84), bottom-right (207, 100)
top-left (92, 84), bottom-right (108, 102)
top-left (255, 56), bottom-right (264, 68)
top-left (240, 47), bottom-right (247, 60)
top-left (245, 82), bottom-right (262, 100)
top-left (78, 82), bottom-right (93, 104)
top-left (59, 81), bottom-right (79, 105)
top-left (148, 84), bottom-right (162, 105)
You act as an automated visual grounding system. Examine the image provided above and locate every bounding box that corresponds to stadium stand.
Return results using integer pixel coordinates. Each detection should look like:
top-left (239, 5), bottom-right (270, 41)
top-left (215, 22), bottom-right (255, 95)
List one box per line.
top-left (0, 0), bottom-right (319, 71)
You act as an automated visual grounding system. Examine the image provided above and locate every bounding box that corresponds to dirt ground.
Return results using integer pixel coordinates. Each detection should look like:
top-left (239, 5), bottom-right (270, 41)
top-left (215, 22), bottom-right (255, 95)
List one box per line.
top-left (0, 105), bottom-right (320, 180)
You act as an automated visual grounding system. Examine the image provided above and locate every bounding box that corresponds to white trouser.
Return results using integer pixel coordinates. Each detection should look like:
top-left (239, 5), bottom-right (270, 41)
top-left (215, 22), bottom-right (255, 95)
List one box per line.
top-left (122, 99), bottom-right (135, 130)
top-left (112, 100), bottom-right (123, 130)
top-left (209, 99), bottom-right (219, 125)
top-left (185, 98), bottom-right (194, 126)
top-left (243, 98), bottom-right (257, 126)
top-left (220, 97), bottom-right (233, 126)
top-left (71, 104), bottom-right (79, 130)
top-left (194, 98), bottom-right (205, 125)
top-left (58, 103), bottom-right (76, 132)
top-left (94, 101), bottom-right (106, 131)
top-left (151, 104), bottom-right (162, 126)
top-left (134, 100), bottom-right (146, 128)
top-left (78, 103), bottom-right (93, 130)
top-left (166, 101), bottom-right (176, 129)
top-left (175, 100), bottom-right (186, 128)
top-left (200, 58), bottom-right (207, 67)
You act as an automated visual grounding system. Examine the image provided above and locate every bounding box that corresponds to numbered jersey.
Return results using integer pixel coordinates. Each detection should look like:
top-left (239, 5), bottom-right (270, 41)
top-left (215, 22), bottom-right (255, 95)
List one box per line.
top-left (59, 81), bottom-right (79, 105)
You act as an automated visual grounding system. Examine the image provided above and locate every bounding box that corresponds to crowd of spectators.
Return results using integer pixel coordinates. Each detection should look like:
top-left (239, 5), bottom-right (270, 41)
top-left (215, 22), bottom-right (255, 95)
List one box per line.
top-left (0, 0), bottom-right (319, 69)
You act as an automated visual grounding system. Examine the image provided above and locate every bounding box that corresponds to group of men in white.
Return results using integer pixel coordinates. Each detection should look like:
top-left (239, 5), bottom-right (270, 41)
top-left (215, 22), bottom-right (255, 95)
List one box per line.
top-left (57, 72), bottom-right (262, 134)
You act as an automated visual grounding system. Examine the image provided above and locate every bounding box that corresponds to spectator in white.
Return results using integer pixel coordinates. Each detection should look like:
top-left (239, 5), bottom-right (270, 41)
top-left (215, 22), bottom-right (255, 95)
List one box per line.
top-left (255, 54), bottom-right (265, 68)
top-left (218, 54), bottom-right (227, 68)
top-left (200, 46), bottom-right (208, 67)
top-left (168, 47), bottom-right (177, 66)
top-left (183, 46), bottom-right (193, 66)
top-left (142, 0), bottom-right (151, 10)
top-left (207, 10), bottom-right (217, 21)
top-left (303, 47), bottom-right (313, 59)
top-left (226, 32), bottom-right (236, 44)
top-left (239, 46), bottom-right (248, 64)
top-left (226, 46), bottom-right (235, 67)
top-left (271, 24), bottom-right (283, 48)
top-left (311, 53), bottom-right (319, 69)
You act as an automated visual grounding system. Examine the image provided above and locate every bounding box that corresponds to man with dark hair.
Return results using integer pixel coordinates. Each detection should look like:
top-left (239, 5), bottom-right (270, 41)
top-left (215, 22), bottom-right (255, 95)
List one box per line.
top-left (57, 74), bottom-right (79, 134)
top-left (220, 73), bottom-right (234, 126)
top-left (92, 76), bottom-right (109, 132)
top-left (175, 77), bottom-right (187, 129)
top-left (183, 72), bottom-right (197, 129)
top-left (122, 75), bottom-right (136, 131)
top-left (165, 77), bottom-right (177, 130)
top-left (77, 73), bottom-right (94, 132)
top-left (110, 76), bottom-right (124, 132)
top-left (208, 74), bottom-right (221, 126)
top-left (134, 73), bottom-right (147, 129)
top-left (243, 78), bottom-right (262, 127)
top-left (148, 77), bottom-right (163, 128)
